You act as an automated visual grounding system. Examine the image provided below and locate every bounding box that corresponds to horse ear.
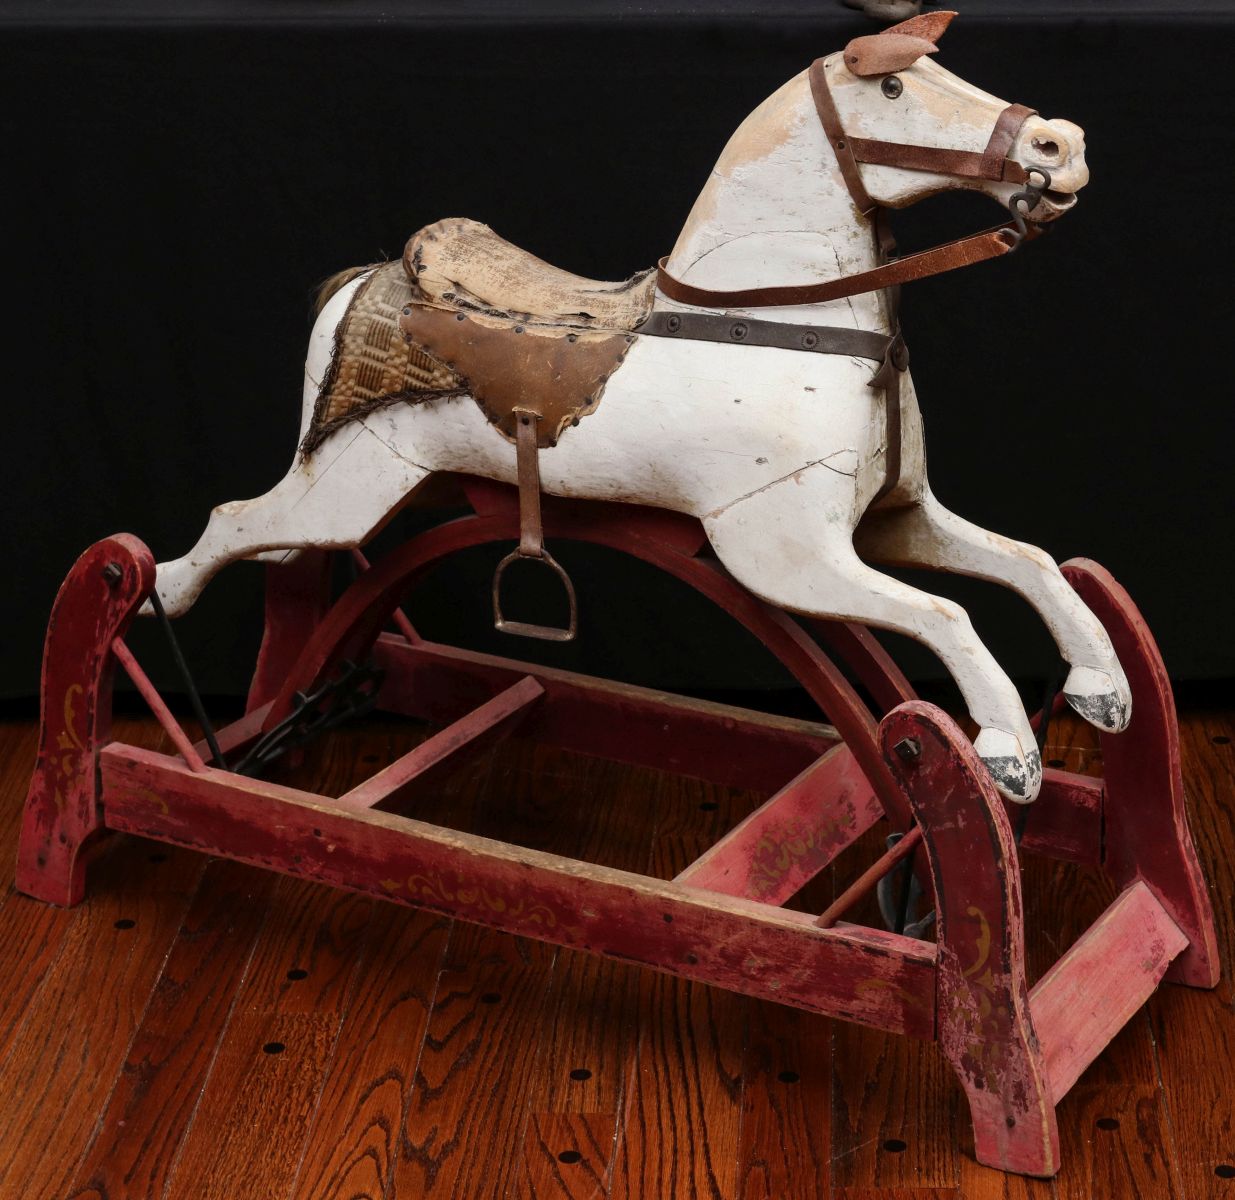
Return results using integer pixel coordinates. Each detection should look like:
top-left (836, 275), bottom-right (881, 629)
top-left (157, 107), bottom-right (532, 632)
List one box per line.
top-left (882, 10), bottom-right (956, 43)
top-left (843, 32), bottom-right (938, 76)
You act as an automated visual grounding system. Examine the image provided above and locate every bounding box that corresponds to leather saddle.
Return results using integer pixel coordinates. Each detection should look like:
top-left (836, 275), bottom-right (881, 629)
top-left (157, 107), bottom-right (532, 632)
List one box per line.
top-left (397, 218), bottom-right (662, 642)
top-left (398, 218), bottom-right (656, 449)
top-left (404, 217), bottom-right (656, 330)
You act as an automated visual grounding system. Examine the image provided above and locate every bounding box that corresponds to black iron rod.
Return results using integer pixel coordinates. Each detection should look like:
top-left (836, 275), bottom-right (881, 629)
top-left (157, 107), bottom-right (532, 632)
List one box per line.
top-left (149, 589), bottom-right (227, 769)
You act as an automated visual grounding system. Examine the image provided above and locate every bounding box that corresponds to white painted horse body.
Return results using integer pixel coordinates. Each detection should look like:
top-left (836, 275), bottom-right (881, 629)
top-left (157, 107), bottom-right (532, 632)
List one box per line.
top-left (151, 17), bottom-right (1130, 802)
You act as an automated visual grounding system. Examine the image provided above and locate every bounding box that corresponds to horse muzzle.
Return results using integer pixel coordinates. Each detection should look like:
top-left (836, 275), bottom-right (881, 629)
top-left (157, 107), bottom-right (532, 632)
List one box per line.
top-left (1012, 118), bottom-right (1089, 221)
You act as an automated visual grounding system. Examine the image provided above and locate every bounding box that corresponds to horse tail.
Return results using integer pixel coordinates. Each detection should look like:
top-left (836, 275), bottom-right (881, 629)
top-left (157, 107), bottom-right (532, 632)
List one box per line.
top-left (314, 263), bottom-right (380, 315)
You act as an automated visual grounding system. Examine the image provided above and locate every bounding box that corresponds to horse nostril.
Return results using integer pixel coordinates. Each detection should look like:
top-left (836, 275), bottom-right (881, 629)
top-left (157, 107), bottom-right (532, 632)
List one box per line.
top-left (1031, 136), bottom-right (1061, 161)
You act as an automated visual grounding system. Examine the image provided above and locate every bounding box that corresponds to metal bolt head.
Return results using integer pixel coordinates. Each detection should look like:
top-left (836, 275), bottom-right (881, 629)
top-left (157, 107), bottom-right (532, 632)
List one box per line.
top-left (893, 736), bottom-right (921, 762)
top-left (102, 562), bottom-right (122, 586)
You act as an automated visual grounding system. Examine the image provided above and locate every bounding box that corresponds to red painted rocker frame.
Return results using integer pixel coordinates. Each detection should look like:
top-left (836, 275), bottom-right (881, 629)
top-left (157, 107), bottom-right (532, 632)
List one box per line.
top-left (16, 477), bottom-right (1219, 1178)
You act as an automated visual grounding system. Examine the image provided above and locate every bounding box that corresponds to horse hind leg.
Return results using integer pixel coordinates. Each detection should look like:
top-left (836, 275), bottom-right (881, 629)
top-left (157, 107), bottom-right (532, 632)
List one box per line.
top-left (703, 466), bottom-right (1042, 802)
top-left (148, 424), bottom-right (430, 617)
top-left (855, 490), bottom-right (1132, 734)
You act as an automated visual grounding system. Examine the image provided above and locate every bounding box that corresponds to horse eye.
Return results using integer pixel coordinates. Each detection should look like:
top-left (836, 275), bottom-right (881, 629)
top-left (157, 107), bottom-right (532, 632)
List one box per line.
top-left (881, 75), bottom-right (903, 99)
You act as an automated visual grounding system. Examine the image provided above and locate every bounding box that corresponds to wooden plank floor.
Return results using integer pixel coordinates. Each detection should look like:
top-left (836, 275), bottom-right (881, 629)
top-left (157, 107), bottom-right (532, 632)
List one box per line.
top-left (0, 706), bottom-right (1232, 1199)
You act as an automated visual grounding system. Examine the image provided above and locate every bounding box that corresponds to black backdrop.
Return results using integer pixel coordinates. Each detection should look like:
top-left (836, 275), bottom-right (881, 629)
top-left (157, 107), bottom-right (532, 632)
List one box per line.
top-left (4, 2), bottom-right (1234, 706)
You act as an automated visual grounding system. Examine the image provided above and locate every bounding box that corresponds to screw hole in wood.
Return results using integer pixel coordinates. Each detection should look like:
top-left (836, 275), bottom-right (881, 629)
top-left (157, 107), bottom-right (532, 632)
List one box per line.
top-left (263, 1042), bottom-right (285, 1055)
top-left (569, 1067), bottom-right (592, 1081)
top-left (557, 1150), bottom-right (582, 1164)
top-left (778, 1070), bottom-right (800, 1084)
top-left (1047, 758), bottom-right (1066, 768)
top-left (1216, 1164), bottom-right (1235, 1179)
top-left (699, 800), bottom-right (719, 811)
top-left (480, 991), bottom-right (501, 1004)
top-left (1095, 1117), bottom-right (1119, 1130)
top-left (286, 968), bottom-right (308, 981)
top-left (114, 918), bottom-right (136, 930)
top-left (883, 1139), bottom-right (907, 1153)
top-left (148, 852), bottom-right (167, 863)
top-left (1213, 735), bottom-right (1231, 745)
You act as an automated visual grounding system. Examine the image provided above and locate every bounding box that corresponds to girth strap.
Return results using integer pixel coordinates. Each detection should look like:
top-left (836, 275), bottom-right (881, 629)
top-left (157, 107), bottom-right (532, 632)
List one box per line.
top-left (635, 310), bottom-right (890, 360)
top-left (637, 311), bottom-right (910, 502)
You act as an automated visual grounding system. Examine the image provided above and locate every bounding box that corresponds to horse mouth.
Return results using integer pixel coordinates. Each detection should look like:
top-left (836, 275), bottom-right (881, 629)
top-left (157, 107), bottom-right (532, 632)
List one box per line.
top-left (1031, 188), bottom-right (1078, 220)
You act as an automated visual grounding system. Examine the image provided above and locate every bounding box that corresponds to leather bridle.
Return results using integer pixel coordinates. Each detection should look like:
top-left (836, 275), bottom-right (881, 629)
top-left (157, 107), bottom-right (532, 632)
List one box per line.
top-left (656, 54), bottom-right (1053, 310)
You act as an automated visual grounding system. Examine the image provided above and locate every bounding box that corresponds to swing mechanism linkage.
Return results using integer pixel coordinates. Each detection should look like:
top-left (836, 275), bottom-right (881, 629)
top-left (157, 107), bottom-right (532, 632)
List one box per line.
top-left (147, 586), bottom-right (382, 778)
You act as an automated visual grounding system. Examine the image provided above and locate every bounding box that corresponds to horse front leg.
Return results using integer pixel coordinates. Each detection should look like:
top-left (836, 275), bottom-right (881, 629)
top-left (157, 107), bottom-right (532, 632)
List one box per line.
top-left (703, 466), bottom-right (1042, 802)
top-left (148, 424), bottom-right (431, 616)
top-left (854, 489), bottom-right (1132, 733)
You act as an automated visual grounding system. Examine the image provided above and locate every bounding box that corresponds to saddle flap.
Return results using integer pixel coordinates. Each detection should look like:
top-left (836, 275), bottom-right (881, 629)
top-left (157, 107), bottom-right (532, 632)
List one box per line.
top-left (397, 303), bottom-right (634, 447)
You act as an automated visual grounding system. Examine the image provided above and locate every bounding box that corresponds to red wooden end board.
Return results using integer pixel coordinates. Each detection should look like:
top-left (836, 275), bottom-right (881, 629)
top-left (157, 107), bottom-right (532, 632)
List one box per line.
top-left (1062, 559), bottom-right (1219, 988)
top-left (879, 702), bottom-right (1059, 1177)
top-left (17, 535), bottom-right (153, 906)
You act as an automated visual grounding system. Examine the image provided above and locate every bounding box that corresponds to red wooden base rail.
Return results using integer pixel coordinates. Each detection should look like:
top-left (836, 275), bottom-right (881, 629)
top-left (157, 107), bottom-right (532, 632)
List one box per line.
top-left (15, 482), bottom-right (1220, 1179)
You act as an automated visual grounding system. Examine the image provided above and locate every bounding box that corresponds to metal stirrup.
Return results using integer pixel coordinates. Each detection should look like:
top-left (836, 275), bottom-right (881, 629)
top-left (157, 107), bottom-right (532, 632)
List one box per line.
top-left (492, 407), bottom-right (579, 642)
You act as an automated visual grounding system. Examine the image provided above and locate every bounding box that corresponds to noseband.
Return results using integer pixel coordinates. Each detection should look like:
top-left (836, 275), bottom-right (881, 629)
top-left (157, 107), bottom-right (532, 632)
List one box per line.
top-left (656, 55), bottom-right (1053, 310)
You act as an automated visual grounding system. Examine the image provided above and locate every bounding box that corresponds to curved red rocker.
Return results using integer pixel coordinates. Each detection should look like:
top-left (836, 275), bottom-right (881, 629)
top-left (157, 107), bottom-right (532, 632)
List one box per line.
top-left (16, 479), bottom-right (1218, 1178)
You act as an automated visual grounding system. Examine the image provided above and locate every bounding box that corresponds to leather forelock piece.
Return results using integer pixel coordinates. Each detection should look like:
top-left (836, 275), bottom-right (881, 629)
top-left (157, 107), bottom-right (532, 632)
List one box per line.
top-left (301, 262), bottom-right (466, 457)
top-left (881, 10), bottom-right (956, 43)
top-left (843, 32), bottom-right (938, 77)
top-left (810, 58), bottom-right (877, 215)
top-left (398, 304), bottom-right (633, 447)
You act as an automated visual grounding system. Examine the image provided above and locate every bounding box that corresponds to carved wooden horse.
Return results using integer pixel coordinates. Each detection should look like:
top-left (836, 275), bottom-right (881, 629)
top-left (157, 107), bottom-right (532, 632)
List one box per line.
top-left (148, 11), bottom-right (1130, 802)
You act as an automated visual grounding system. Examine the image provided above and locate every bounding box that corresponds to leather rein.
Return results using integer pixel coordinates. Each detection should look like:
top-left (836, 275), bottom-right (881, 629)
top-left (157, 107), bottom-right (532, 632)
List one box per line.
top-left (656, 55), bottom-right (1052, 310)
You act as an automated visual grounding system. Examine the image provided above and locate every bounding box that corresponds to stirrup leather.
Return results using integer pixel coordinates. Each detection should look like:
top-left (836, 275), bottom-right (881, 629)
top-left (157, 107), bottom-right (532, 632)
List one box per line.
top-left (491, 407), bottom-right (579, 642)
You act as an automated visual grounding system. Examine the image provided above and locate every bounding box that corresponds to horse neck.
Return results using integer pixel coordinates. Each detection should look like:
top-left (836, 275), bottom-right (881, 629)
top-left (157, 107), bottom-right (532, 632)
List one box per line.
top-left (661, 70), bottom-right (892, 335)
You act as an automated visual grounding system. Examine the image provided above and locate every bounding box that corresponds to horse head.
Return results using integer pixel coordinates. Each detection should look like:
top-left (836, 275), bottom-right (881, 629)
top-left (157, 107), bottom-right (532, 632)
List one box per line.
top-left (830, 11), bottom-right (1088, 221)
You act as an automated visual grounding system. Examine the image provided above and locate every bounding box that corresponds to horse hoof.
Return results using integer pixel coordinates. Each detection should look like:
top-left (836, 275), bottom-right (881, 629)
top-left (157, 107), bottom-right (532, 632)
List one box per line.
top-left (1064, 665), bottom-right (1132, 733)
top-left (974, 728), bottom-right (1042, 804)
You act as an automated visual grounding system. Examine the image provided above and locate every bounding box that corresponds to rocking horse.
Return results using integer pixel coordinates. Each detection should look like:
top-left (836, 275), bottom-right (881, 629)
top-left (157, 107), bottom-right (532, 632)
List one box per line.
top-left (18, 12), bottom-right (1218, 1177)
